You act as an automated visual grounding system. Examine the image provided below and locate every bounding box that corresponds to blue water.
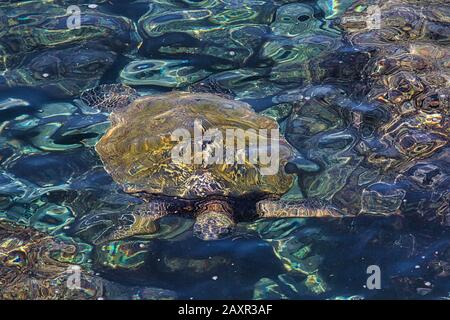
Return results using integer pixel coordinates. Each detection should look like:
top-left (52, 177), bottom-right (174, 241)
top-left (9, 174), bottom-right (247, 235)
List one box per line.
top-left (0, 0), bottom-right (449, 300)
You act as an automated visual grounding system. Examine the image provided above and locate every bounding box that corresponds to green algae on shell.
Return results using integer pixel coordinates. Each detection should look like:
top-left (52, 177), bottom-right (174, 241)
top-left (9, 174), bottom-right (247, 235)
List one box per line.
top-left (95, 92), bottom-right (294, 199)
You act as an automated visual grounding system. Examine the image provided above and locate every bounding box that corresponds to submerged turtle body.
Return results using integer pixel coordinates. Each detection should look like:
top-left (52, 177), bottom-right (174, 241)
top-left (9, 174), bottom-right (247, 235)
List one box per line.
top-left (79, 86), bottom-right (343, 244)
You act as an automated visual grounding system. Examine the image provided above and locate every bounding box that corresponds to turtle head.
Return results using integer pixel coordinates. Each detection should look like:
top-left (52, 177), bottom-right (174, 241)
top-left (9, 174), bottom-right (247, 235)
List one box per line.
top-left (193, 200), bottom-right (235, 240)
top-left (80, 84), bottom-right (139, 112)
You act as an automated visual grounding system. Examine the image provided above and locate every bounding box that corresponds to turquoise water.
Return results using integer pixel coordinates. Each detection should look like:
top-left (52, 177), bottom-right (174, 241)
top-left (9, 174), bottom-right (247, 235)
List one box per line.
top-left (0, 0), bottom-right (449, 299)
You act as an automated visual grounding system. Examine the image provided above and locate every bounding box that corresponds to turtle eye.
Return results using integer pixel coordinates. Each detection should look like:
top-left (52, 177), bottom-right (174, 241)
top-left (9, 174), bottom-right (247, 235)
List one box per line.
top-left (5, 250), bottom-right (28, 268)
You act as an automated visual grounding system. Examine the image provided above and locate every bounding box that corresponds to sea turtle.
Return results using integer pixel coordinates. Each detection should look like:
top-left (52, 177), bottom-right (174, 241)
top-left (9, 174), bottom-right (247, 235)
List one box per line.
top-left (78, 86), bottom-right (346, 244)
top-left (0, 219), bottom-right (176, 300)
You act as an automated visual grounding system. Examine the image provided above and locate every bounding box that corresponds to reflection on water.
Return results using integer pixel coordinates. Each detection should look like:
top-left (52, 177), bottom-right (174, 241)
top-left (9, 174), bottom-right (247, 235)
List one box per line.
top-left (0, 0), bottom-right (449, 299)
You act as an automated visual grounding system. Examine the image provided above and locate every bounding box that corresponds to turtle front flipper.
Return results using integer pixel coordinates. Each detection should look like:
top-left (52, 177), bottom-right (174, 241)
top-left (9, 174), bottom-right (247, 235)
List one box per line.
top-left (76, 200), bottom-right (169, 244)
top-left (256, 199), bottom-right (346, 218)
top-left (193, 200), bottom-right (235, 240)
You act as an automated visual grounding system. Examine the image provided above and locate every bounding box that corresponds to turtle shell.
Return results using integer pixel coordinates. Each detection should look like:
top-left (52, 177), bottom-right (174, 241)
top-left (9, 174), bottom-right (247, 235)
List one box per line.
top-left (95, 92), bottom-right (294, 199)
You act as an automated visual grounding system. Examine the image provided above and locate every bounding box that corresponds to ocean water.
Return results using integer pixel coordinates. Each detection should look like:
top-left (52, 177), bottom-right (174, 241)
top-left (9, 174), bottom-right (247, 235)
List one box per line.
top-left (0, 0), bottom-right (449, 300)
